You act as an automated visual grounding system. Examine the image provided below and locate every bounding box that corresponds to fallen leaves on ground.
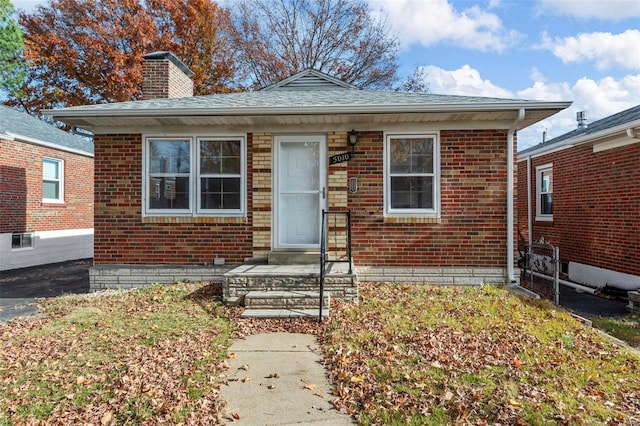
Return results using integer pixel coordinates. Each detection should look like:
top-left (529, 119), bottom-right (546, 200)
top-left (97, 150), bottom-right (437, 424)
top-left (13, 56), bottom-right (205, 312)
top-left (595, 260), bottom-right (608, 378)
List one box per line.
top-left (0, 282), bottom-right (231, 425)
top-left (3, 281), bottom-right (640, 425)
top-left (319, 283), bottom-right (640, 425)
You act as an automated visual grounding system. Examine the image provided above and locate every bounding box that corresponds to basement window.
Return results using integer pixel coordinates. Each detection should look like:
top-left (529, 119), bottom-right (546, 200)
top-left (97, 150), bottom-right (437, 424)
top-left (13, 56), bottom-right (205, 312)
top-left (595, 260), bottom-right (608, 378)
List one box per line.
top-left (12, 232), bottom-right (34, 249)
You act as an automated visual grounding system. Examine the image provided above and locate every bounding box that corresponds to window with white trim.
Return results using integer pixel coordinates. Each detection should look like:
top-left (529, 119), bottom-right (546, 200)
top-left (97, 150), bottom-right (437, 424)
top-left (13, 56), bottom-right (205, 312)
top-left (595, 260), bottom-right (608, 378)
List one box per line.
top-left (198, 138), bottom-right (242, 213)
top-left (11, 232), bottom-right (34, 249)
top-left (144, 136), bottom-right (245, 216)
top-left (385, 134), bottom-right (439, 216)
top-left (536, 164), bottom-right (553, 220)
top-left (43, 158), bottom-right (63, 202)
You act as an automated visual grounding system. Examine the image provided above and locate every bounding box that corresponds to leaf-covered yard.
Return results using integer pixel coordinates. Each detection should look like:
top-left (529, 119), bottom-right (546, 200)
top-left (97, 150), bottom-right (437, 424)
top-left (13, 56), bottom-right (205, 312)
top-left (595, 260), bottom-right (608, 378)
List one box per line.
top-left (1, 281), bottom-right (639, 425)
top-left (323, 283), bottom-right (640, 425)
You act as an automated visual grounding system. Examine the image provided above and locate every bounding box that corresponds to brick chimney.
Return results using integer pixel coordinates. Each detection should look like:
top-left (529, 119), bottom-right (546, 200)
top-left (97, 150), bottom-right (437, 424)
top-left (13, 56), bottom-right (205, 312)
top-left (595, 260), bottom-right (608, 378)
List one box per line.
top-left (142, 51), bottom-right (194, 100)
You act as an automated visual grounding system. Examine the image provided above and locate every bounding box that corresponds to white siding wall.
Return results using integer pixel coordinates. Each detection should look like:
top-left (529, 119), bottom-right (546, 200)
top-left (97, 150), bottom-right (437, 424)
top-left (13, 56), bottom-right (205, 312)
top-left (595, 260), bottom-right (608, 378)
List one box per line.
top-left (0, 228), bottom-right (93, 271)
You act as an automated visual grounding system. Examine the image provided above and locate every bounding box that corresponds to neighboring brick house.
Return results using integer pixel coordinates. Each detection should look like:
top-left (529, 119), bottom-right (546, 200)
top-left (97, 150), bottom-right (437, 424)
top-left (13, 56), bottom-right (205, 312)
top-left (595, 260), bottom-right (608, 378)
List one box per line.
top-left (0, 105), bottom-right (94, 270)
top-left (517, 105), bottom-right (640, 289)
top-left (47, 52), bottom-right (569, 292)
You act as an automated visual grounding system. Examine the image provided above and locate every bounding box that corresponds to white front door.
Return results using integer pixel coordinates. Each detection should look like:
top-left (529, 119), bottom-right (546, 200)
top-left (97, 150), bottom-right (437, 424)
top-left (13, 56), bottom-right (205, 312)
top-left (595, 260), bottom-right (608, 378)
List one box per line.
top-left (274, 135), bottom-right (326, 249)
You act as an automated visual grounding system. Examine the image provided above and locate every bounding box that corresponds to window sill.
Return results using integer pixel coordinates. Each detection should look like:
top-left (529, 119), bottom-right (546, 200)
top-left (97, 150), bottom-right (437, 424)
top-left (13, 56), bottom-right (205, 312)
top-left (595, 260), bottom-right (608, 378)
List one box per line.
top-left (42, 199), bottom-right (64, 204)
top-left (11, 246), bottom-right (34, 251)
top-left (384, 215), bottom-right (441, 224)
top-left (143, 216), bottom-right (248, 224)
top-left (535, 216), bottom-right (553, 222)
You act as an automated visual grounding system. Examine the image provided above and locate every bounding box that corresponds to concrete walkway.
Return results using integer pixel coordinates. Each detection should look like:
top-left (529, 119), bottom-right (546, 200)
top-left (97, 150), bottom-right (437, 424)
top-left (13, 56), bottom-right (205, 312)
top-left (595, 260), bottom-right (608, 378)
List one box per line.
top-left (221, 332), bottom-right (354, 425)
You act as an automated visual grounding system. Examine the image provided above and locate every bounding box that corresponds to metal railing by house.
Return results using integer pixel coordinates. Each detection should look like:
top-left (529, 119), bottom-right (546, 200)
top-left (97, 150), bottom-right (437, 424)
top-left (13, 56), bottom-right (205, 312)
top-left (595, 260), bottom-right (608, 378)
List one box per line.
top-left (319, 209), bottom-right (352, 321)
top-left (522, 237), bottom-right (560, 304)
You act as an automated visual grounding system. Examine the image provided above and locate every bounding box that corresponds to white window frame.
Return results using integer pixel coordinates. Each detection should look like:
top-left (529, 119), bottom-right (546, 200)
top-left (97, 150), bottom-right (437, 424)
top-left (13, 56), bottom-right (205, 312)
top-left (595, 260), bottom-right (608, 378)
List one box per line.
top-left (536, 164), bottom-right (553, 221)
top-left (384, 132), bottom-right (440, 218)
top-left (43, 157), bottom-right (64, 203)
top-left (11, 232), bottom-right (34, 250)
top-left (196, 137), bottom-right (246, 216)
top-left (142, 135), bottom-right (246, 217)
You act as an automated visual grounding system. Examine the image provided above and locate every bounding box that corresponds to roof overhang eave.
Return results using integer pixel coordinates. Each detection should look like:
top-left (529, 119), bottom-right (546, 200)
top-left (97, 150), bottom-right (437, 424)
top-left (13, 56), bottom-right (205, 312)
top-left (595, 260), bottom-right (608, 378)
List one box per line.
top-left (517, 118), bottom-right (640, 160)
top-left (44, 101), bottom-right (572, 121)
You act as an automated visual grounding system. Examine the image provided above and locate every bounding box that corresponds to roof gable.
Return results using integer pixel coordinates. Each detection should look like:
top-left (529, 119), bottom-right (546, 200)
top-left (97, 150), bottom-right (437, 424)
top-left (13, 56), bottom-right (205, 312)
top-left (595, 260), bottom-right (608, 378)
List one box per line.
top-left (261, 69), bottom-right (359, 91)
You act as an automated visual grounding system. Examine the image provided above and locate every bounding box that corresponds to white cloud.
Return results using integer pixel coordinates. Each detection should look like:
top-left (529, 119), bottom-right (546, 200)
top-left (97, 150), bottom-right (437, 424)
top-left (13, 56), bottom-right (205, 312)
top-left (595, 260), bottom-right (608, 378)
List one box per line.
top-left (538, 30), bottom-right (640, 71)
top-left (11, 0), bottom-right (42, 13)
top-left (419, 64), bottom-right (515, 98)
top-left (537, 0), bottom-right (640, 20)
top-left (370, 0), bottom-right (521, 52)
top-left (517, 73), bottom-right (640, 150)
top-left (529, 67), bottom-right (546, 83)
top-left (412, 64), bottom-right (640, 150)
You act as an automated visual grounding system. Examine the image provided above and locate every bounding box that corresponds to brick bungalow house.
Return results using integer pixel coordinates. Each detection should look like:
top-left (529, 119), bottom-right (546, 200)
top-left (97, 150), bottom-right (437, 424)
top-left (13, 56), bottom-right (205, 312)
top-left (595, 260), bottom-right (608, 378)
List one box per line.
top-left (517, 105), bottom-right (640, 290)
top-left (0, 105), bottom-right (94, 270)
top-left (46, 52), bottom-right (570, 300)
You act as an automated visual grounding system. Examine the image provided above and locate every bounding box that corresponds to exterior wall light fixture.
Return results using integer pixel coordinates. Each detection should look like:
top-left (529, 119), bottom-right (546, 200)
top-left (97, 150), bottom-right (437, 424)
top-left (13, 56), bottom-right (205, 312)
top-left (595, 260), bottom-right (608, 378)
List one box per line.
top-left (349, 129), bottom-right (357, 153)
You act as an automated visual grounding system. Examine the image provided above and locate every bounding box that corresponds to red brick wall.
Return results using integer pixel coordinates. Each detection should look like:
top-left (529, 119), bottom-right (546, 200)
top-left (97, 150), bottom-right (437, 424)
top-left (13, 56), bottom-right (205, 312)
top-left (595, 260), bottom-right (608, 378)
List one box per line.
top-left (348, 130), bottom-right (511, 267)
top-left (517, 142), bottom-right (640, 276)
top-left (142, 60), bottom-right (193, 100)
top-left (0, 137), bottom-right (93, 233)
top-left (93, 134), bottom-right (252, 265)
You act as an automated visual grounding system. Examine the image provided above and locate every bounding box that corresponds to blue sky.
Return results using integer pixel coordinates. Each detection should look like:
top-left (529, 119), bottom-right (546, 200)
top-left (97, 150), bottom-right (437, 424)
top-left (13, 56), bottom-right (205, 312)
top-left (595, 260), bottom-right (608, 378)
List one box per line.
top-left (11, 0), bottom-right (640, 150)
top-left (372, 0), bottom-right (640, 149)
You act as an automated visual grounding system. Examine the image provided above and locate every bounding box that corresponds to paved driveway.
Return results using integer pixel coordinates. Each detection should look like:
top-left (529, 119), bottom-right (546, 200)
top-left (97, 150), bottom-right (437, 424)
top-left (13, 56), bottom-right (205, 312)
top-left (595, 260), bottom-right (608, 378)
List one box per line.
top-left (0, 259), bottom-right (91, 323)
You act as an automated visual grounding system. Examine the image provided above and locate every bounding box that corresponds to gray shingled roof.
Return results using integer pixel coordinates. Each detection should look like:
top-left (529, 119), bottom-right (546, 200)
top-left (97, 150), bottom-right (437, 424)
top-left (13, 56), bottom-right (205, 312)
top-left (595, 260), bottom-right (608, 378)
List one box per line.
top-left (48, 89), bottom-right (530, 114)
top-left (46, 68), bottom-right (571, 130)
top-left (518, 104), bottom-right (640, 155)
top-left (0, 105), bottom-right (93, 155)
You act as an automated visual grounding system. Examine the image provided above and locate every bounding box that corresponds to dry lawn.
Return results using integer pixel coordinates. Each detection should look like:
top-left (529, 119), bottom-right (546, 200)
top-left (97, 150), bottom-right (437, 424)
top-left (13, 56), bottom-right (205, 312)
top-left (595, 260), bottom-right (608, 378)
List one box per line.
top-left (1, 281), bottom-right (639, 425)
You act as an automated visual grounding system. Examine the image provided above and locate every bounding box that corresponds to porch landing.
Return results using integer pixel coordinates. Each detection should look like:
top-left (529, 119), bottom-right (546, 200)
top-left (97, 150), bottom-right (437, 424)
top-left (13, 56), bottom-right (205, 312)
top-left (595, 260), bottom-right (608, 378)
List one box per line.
top-left (223, 262), bottom-right (357, 318)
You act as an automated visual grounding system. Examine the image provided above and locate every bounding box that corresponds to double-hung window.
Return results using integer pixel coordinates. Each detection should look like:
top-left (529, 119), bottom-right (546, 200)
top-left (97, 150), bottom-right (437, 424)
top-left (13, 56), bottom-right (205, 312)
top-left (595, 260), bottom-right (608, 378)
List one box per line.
top-left (147, 139), bottom-right (191, 212)
top-left (385, 134), bottom-right (439, 217)
top-left (43, 158), bottom-right (63, 203)
top-left (536, 164), bottom-right (553, 220)
top-left (198, 138), bottom-right (242, 214)
top-left (144, 136), bottom-right (245, 217)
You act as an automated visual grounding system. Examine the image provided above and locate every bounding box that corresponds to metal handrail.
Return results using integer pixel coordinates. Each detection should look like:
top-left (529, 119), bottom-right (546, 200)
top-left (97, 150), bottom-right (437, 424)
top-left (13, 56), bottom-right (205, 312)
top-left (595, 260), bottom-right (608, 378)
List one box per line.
top-left (319, 209), bottom-right (352, 321)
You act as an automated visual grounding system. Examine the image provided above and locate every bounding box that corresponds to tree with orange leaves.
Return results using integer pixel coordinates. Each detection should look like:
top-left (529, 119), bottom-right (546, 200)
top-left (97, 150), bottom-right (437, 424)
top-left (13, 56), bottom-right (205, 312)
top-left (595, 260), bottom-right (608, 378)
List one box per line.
top-left (11, 0), bottom-right (236, 115)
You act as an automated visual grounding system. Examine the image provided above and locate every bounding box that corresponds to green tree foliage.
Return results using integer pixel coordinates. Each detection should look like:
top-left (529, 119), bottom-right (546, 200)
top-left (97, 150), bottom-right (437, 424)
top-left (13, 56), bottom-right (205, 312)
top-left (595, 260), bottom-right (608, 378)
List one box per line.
top-left (0, 0), bottom-right (26, 97)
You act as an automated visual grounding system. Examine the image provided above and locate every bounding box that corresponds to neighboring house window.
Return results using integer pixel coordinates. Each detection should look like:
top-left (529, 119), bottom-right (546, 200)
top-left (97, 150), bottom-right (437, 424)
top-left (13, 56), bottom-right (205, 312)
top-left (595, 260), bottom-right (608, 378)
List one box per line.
top-left (12, 232), bottom-right (34, 249)
top-left (144, 136), bottom-right (245, 216)
top-left (385, 133), bottom-right (439, 217)
top-left (536, 164), bottom-right (553, 220)
top-left (43, 158), bottom-right (63, 202)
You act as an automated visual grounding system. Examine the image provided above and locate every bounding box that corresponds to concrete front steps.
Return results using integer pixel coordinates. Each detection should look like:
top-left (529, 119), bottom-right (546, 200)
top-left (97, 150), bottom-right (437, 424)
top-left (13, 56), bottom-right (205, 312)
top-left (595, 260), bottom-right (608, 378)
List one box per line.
top-left (224, 263), bottom-right (357, 318)
top-left (241, 290), bottom-right (330, 318)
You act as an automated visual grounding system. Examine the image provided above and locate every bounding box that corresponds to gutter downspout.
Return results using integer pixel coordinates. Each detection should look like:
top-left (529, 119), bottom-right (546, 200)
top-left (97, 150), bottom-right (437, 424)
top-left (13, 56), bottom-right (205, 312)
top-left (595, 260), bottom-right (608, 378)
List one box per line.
top-left (508, 108), bottom-right (525, 283)
top-left (527, 155), bottom-right (532, 246)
